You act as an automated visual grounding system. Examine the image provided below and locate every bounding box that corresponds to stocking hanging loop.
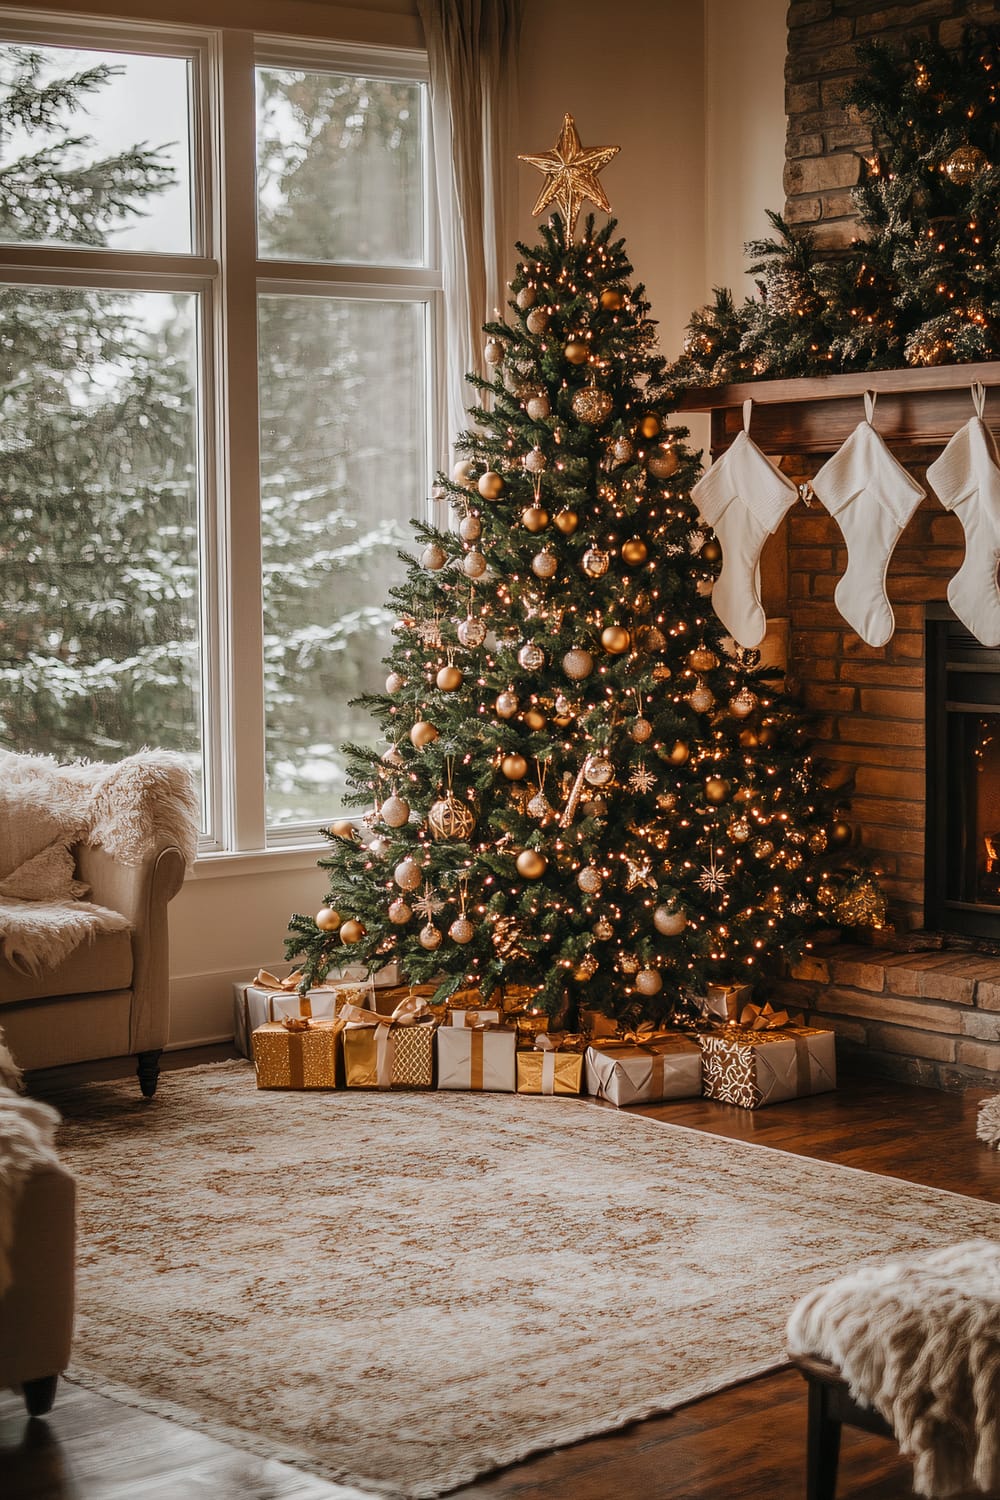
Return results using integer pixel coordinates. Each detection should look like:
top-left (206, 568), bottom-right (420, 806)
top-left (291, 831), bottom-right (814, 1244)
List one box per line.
top-left (972, 382), bottom-right (987, 419)
top-left (864, 390), bottom-right (877, 426)
top-left (742, 398), bottom-right (753, 434)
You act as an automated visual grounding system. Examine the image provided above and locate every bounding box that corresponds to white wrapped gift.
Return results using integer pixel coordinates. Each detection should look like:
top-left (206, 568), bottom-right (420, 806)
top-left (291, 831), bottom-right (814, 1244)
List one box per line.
top-left (584, 1034), bottom-right (703, 1108)
top-left (436, 1025), bottom-right (517, 1092)
top-left (232, 971), bottom-right (374, 1058)
top-left (448, 1008), bottom-right (502, 1027)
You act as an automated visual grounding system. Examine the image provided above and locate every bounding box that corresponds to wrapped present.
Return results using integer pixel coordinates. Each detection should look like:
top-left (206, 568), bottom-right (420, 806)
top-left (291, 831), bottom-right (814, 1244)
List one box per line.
top-left (233, 970), bottom-right (373, 1058)
top-left (252, 1017), bottom-right (344, 1089)
top-left (436, 1023), bottom-right (517, 1092)
top-left (449, 1007), bottom-right (503, 1027)
top-left (515, 1034), bottom-right (584, 1096)
top-left (584, 1033), bottom-right (702, 1107)
top-left (513, 1010), bottom-right (550, 1041)
top-left (579, 1007), bottom-right (619, 1040)
top-left (690, 983), bottom-right (754, 1024)
top-left (698, 1024), bottom-right (836, 1109)
top-left (342, 1006), bottom-right (437, 1089)
top-left (501, 983), bottom-right (543, 1014)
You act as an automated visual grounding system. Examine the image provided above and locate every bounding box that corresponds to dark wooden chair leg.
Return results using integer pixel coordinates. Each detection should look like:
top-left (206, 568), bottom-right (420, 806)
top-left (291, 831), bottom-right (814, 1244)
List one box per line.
top-left (136, 1049), bottom-right (162, 1098)
top-left (22, 1374), bottom-right (58, 1416)
top-left (806, 1373), bottom-right (842, 1500)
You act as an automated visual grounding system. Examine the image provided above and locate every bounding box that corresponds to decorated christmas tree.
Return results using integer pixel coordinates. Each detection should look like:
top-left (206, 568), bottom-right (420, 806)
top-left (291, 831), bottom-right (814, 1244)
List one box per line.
top-left (670, 23), bottom-right (1000, 385)
top-left (286, 116), bottom-right (881, 1024)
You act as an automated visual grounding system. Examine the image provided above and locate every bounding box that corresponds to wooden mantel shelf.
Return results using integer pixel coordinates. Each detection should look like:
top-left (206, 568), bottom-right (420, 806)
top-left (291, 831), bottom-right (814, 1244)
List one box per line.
top-left (675, 361), bottom-right (1000, 457)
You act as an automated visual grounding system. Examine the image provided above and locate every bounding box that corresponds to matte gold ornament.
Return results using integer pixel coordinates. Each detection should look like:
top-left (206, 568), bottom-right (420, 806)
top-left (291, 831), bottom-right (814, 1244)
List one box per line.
top-left (582, 547), bottom-right (610, 578)
top-left (451, 459), bottom-right (476, 488)
top-left (668, 741), bottom-right (690, 765)
top-left (388, 899), bottom-right (412, 924)
top-left (496, 690), bottom-right (519, 719)
top-left (729, 688), bottom-right (757, 718)
top-left (478, 470), bottom-right (505, 500)
top-left (600, 287), bottom-right (625, 311)
top-left (621, 537), bottom-right (648, 565)
top-left (502, 753), bottom-right (529, 780)
top-left (648, 445), bottom-right (678, 479)
top-left (687, 682), bottom-right (715, 713)
top-left (532, 550), bottom-right (558, 579)
top-left (516, 848), bottom-right (547, 879)
top-left (653, 904), bottom-right (686, 935)
top-left (630, 717), bottom-right (653, 743)
top-left (385, 671), bottom-right (405, 694)
top-left (635, 967), bottom-right (662, 995)
top-left (830, 820), bottom-right (853, 847)
top-left (584, 754), bottom-right (614, 787)
top-left (518, 641), bottom-right (546, 670)
top-left (563, 648), bottom-right (594, 679)
top-left (428, 795), bottom-right (476, 841)
top-left (571, 385), bottom-right (614, 425)
top-left (522, 505), bottom-right (549, 532)
top-left (394, 857), bottom-right (422, 890)
top-left (518, 113), bottom-right (620, 243)
top-left (381, 794), bottom-right (411, 828)
top-left (463, 551), bottom-right (487, 578)
top-left (564, 340), bottom-right (589, 364)
top-left (383, 745), bottom-right (404, 767)
top-left (459, 513), bottom-right (482, 543)
top-left (410, 720), bottom-right (438, 748)
top-left (553, 508), bottom-right (579, 534)
top-left (705, 776), bottom-right (730, 803)
top-left (339, 918), bottom-right (366, 944)
top-left (612, 436), bottom-right (634, 464)
top-left (526, 308), bottom-right (549, 335)
top-left (419, 923), bottom-right (443, 950)
top-left (601, 625), bottom-right (631, 654)
top-left (517, 285), bottom-right (536, 310)
top-left (688, 645), bottom-right (718, 671)
top-left (738, 728), bottom-right (759, 749)
top-left (701, 538), bottom-right (722, 564)
top-left (523, 706), bottom-right (546, 730)
top-left (593, 916), bottom-right (614, 940)
top-left (524, 446), bottom-right (547, 473)
top-left (944, 144), bottom-right (989, 185)
top-left (436, 664), bottom-right (463, 692)
top-left (526, 392), bottom-right (551, 421)
top-left (639, 413), bottom-right (661, 439)
top-left (331, 820), bottom-right (356, 840)
top-left (449, 916), bottom-right (475, 945)
top-left (457, 617), bottom-right (487, 649)
top-left (315, 906), bottom-right (341, 931)
top-left (577, 865), bottom-right (602, 894)
top-left (484, 338), bottom-right (504, 365)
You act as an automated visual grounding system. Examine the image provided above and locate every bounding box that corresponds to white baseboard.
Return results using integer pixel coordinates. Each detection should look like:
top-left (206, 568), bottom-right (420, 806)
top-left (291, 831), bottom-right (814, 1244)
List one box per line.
top-left (168, 961), bottom-right (290, 1049)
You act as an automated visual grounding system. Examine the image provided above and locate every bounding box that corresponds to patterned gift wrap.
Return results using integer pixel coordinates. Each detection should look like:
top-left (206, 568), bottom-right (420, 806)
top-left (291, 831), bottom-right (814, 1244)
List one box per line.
top-left (436, 1025), bottom-right (517, 1092)
top-left (252, 1020), bottom-right (342, 1089)
top-left (515, 1047), bottom-right (583, 1096)
top-left (342, 1020), bottom-right (437, 1090)
top-left (698, 1025), bottom-right (836, 1109)
top-left (234, 980), bottom-right (371, 1058)
top-left (584, 1035), bottom-right (703, 1107)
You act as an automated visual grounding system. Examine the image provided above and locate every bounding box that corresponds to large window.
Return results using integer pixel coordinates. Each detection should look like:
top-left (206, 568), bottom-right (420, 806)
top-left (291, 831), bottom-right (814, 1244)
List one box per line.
top-left (0, 15), bottom-right (439, 850)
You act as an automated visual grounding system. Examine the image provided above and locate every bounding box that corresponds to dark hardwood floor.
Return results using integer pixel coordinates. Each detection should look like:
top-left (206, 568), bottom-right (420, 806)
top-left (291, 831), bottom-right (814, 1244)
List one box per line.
top-left (3, 1049), bottom-right (1000, 1500)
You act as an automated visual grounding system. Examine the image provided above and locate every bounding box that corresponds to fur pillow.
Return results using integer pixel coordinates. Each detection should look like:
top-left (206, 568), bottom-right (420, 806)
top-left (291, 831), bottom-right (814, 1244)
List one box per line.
top-left (0, 841), bottom-right (89, 902)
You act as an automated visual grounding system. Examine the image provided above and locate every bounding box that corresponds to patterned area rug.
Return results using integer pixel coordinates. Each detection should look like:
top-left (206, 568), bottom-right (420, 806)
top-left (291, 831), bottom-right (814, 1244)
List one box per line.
top-left (54, 1061), bottom-right (1000, 1498)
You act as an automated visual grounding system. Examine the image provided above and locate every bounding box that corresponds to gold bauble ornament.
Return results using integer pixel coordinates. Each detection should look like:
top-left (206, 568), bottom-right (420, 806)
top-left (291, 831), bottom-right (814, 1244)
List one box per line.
top-left (524, 446), bottom-right (547, 473)
top-left (601, 624), bottom-right (631, 654)
top-left (428, 795), bottom-right (476, 841)
top-left (516, 285), bottom-right (536, 310)
top-left (739, 728), bottom-right (759, 749)
top-left (600, 287), bottom-right (625, 311)
top-left (944, 144), bottom-right (989, 185)
top-left (382, 745), bottom-right (404, 768)
top-left (484, 338), bottom-right (504, 365)
top-left (522, 505), bottom-right (549, 532)
top-left (564, 339), bottom-right (589, 364)
top-left (449, 916), bottom-right (475, 945)
top-left (668, 740), bottom-right (690, 765)
top-left (388, 899), bottom-right (412, 924)
top-left (830, 820), bottom-right (853, 847)
top-left (593, 916), bottom-right (614, 940)
top-left (577, 865), bottom-right (602, 894)
top-left (729, 689), bottom-right (757, 718)
top-left (641, 626), bottom-right (667, 653)
top-left (419, 923), bottom-right (443, 950)
top-left (331, 819), bottom-right (357, 840)
top-left (315, 906), bottom-right (341, 931)
top-left (582, 547), bottom-right (610, 578)
top-left (786, 849), bottom-right (803, 871)
top-left (635, 967), bottom-right (662, 995)
top-left (518, 640), bottom-right (546, 670)
top-left (523, 706), bottom-right (546, 730)
top-left (653, 905), bottom-right (686, 936)
top-left (729, 817), bottom-right (751, 842)
top-left (612, 436), bottom-right (634, 464)
top-left (563, 648), bottom-right (594, 679)
top-left (339, 918), bottom-right (366, 944)
top-left (496, 690), bottom-right (519, 718)
top-left (409, 720), bottom-right (438, 748)
top-left (571, 385), bottom-right (614, 425)
top-left (630, 717), bottom-right (653, 743)
top-left (639, 413), bottom-right (661, 439)
top-left (619, 953), bottom-right (641, 976)
top-left (657, 791), bottom-right (677, 811)
top-left (531, 549), bottom-right (558, 579)
top-left (502, 753), bottom-right (529, 780)
top-left (451, 459), bottom-right (476, 488)
top-left (436, 664), bottom-right (463, 692)
top-left (688, 645), bottom-right (718, 671)
top-left (808, 829), bottom-right (828, 854)
top-left (526, 307), bottom-right (549, 335)
top-left (573, 952), bottom-right (599, 982)
top-left (753, 838), bottom-right (775, 860)
top-left (547, 510), bottom-right (576, 539)
top-left (463, 550), bottom-right (487, 578)
top-left (584, 754), bottom-right (614, 787)
top-left (687, 682), bottom-right (715, 714)
top-left (478, 470), bottom-right (505, 500)
top-left (757, 726), bottom-right (776, 747)
top-left (705, 776), bottom-right (730, 803)
top-left (701, 538), bottom-right (722, 564)
top-left (386, 671), bottom-right (405, 694)
top-left (457, 616), bottom-right (487, 649)
top-left (394, 857), bottom-right (422, 890)
top-left (648, 445), bottom-right (679, 479)
top-left (459, 513), bottom-right (482, 543)
top-left (526, 392), bottom-right (551, 421)
top-left (516, 848), bottom-right (547, 879)
top-left (380, 794), bottom-right (411, 828)
top-left (621, 537), bottom-right (648, 565)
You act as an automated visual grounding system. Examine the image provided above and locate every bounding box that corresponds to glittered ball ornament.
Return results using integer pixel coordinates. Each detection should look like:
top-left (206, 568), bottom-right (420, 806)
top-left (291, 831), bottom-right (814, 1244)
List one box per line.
top-left (808, 829), bottom-right (829, 854)
top-left (584, 754), bottom-right (614, 787)
top-left (526, 308), bottom-right (549, 335)
top-left (394, 858), bottom-right (422, 890)
top-left (648, 445), bottom-right (679, 479)
top-left (517, 285), bottom-right (536, 310)
top-left (612, 436), bottom-right (634, 464)
top-left (621, 538), bottom-right (648, 566)
top-left (728, 817), bottom-right (751, 842)
top-left (635, 967), bottom-right (663, 995)
top-left (653, 905), bottom-right (686, 936)
top-left (518, 641), bottom-right (546, 670)
top-left (383, 745), bottom-right (404, 768)
top-left (688, 645), bottom-right (718, 672)
top-left (495, 690), bottom-right (519, 719)
top-left (339, 918), bottom-right (366, 944)
top-left (502, 753), bottom-right (529, 780)
top-left (451, 459), bottom-right (476, 489)
top-left (421, 543), bottom-right (446, 571)
top-left (521, 505), bottom-right (549, 532)
top-left (516, 848), bottom-right (547, 880)
top-left (729, 689), bottom-right (757, 719)
top-left (460, 514), bottom-right (483, 546)
top-left (428, 795), bottom-right (476, 841)
top-left (630, 717), bottom-right (653, 743)
top-left (463, 551), bottom-right (487, 578)
top-left (582, 547), bottom-right (610, 578)
top-left (531, 550), bottom-right (558, 579)
top-left (388, 899), bottom-right (412, 925)
top-left (753, 839), bottom-right (775, 860)
top-left (449, 916), bottom-right (475, 945)
top-left (385, 671), bottom-right (405, 694)
top-left (553, 509), bottom-right (579, 535)
top-left (380, 794), bottom-right (411, 828)
top-left (419, 923), bottom-right (443, 950)
top-left (477, 470), bottom-right (505, 501)
top-left (523, 446), bottom-right (547, 474)
top-left (563, 648), bottom-right (594, 680)
top-left (571, 385), bottom-right (614, 425)
top-left (687, 682), bottom-right (716, 713)
top-left (564, 339), bottom-right (589, 364)
top-left (641, 626), bottom-right (667, 653)
top-left (944, 144), bottom-right (989, 185)
top-left (573, 953), bottom-right (599, 982)
top-left (525, 392), bottom-right (550, 421)
top-left (599, 287), bottom-right (625, 311)
top-left (657, 792), bottom-right (677, 811)
top-left (436, 664), bottom-right (463, 692)
top-left (315, 906), bottom-right (341, 931)
top-left (409, 720), bottom-right (438, 748)
top-left (457, 617), bottom-right (487, 649)
top-left (639, 413), bottom-right (661, 439)
top-left (593, 917), bottom-right (614, 940)
top-left (577, 865), bottom-right (602, 894)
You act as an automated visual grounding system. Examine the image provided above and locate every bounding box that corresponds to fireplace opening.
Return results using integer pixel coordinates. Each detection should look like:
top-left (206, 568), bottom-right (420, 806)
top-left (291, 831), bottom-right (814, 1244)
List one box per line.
top-left (926, 611), bottom-right (1000, 941)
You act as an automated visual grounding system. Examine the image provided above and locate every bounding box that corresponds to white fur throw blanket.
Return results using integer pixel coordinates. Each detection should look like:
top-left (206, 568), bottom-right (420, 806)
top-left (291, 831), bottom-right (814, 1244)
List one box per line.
top-left (787, 1240), bottom-right (1000, 1498)
top-left (0, 1083), bottom-right (63, 1298)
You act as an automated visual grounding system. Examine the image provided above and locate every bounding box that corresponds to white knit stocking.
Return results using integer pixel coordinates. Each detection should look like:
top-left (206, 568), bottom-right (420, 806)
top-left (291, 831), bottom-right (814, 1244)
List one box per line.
top-left (927, 383), bottom-right (1000, 647)
top-left (811, 391), bottom-right (925, 648)
top-left (690, 400), bottom-right (799, 648)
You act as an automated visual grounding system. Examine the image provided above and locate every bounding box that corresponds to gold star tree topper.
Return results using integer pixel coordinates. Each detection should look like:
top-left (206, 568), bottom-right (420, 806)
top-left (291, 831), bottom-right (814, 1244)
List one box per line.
top-left (518, 113), bottom-right (620, 243)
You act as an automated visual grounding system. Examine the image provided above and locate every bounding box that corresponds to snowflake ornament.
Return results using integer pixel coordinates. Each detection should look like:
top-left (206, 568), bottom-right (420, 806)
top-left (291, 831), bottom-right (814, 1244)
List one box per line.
top-left (628, 761), bottom-right (657, 794)
top-left (696, 855), bottom-right (729, 894)
top-left (413, 882), bottom-right (446, 921)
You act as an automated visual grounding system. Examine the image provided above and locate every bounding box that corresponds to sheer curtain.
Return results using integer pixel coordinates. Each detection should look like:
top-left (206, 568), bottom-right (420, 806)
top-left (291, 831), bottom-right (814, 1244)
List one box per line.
top-left (416, 0), bottom-right (522, 453)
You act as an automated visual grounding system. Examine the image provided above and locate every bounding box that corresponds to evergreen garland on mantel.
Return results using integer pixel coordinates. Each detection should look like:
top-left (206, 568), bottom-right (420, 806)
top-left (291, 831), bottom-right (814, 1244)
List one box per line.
top-left (668, 25), bottom-right (1000, 389)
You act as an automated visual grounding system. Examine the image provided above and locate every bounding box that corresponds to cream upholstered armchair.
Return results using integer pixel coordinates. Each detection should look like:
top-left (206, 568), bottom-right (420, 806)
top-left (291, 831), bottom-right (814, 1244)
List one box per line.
top-left (0, 750), bottom-right (197, 1097)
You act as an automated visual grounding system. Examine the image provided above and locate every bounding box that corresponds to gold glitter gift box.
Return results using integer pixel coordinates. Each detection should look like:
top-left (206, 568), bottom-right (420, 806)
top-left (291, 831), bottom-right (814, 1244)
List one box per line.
top-left (252, 1019), bottom-right (343, 1089)
top-left (515, 1039), bottom-right (584, 1096)
top-left (342, 1019), bottom-right (437, 1090)
top-left (698, 1026), bottom-right (836, 1109)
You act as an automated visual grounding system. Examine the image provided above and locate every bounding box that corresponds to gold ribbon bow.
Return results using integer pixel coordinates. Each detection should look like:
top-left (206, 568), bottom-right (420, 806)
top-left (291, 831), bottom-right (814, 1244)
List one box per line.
top-left (738, 1001), bottom-right (805, 1031)
top-left (534, 1032), bottom-right (584, 1053)
top-left (389, 993), bottom-right (432, 1026)
top-left (254, 968), bottom-right (304, 993)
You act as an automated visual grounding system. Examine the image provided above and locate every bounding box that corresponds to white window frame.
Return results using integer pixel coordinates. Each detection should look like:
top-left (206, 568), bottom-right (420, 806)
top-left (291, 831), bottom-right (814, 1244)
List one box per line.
top-left (0, 9), bottom-right (444, 862)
